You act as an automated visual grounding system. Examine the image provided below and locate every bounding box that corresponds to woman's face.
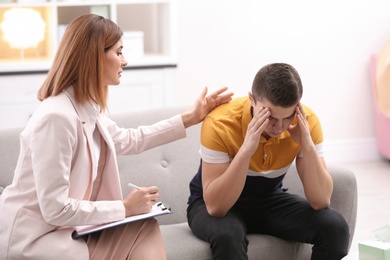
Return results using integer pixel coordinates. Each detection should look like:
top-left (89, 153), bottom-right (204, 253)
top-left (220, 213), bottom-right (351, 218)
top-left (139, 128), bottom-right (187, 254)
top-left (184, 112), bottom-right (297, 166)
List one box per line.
top-left (103, 39), bottom-right (128, 86)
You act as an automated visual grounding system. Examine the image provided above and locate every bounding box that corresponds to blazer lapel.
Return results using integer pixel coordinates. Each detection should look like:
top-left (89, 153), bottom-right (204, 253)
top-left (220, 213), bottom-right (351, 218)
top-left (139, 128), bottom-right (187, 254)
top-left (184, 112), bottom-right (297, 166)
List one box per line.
top-left (63, 87), bottom-right (96, 198)
top-left (95, 115), bottom-right (123, 199)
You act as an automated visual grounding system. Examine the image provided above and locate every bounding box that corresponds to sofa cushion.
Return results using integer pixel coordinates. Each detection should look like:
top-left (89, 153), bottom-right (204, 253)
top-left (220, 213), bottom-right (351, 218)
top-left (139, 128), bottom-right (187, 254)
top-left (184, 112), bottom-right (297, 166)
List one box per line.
top-left (160, 222), bottom-right (312, 259)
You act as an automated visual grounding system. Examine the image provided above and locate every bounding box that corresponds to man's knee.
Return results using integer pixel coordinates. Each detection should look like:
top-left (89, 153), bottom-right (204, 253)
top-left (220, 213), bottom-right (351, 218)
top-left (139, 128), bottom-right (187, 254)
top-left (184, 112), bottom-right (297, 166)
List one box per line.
top-left (314, 209), bottom-right (350, 259)
top-left (320, 209), bottom-right (350, 242)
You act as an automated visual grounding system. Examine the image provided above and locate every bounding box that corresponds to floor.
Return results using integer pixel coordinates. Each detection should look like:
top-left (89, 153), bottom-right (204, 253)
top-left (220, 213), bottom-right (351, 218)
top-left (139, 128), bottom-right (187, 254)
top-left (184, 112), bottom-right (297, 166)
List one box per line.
top-left (335, 159), bottom-right (390, 259)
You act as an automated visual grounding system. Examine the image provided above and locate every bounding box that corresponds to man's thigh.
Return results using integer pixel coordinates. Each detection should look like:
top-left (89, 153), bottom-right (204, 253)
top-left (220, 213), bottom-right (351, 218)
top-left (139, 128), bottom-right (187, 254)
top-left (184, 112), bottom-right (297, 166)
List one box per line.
top-left (236, 190), bottom-right (343, 244)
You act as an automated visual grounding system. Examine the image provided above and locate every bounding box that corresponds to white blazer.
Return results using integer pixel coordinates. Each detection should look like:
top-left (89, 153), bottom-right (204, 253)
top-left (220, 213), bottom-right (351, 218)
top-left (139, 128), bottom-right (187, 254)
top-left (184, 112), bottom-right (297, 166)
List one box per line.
top-left (0, 87), bottom-right (186, 259)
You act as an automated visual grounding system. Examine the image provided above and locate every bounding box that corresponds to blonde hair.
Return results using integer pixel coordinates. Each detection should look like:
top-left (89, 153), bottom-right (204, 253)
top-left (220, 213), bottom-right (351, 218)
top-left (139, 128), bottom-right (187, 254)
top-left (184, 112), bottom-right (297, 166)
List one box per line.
top-left (37, 14), bottom-right (123, 111)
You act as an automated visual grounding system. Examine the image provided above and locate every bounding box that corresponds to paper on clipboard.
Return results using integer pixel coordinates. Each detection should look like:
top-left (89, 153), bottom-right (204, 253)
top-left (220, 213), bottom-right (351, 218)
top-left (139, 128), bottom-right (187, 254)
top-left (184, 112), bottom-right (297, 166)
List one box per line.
top-left (72, 202), bottom-right (171, 239)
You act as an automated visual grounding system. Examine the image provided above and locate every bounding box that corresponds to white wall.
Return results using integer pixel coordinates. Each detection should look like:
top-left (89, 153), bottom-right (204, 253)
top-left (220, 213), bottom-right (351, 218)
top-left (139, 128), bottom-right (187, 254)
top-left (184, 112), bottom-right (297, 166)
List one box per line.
top-left (173, 0), bottom-right (390, 162)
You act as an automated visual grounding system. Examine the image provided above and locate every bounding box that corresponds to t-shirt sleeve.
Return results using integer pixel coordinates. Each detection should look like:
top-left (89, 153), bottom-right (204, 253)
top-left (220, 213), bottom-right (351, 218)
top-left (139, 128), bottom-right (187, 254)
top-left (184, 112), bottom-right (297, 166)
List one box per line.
top-left (199, 116), bottom-right (231, 163)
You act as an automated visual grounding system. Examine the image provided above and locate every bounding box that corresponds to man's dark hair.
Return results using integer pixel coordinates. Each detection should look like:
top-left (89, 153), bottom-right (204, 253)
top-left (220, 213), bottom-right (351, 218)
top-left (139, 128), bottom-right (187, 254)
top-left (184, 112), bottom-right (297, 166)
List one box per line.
top-left (251, 63), bottom-right (303, 107)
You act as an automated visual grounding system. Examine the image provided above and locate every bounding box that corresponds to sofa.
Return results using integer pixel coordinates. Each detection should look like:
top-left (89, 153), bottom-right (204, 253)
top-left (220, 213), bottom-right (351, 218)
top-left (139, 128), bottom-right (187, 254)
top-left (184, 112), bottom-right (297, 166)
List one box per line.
top-left (0, 106), bottom-right (358, 259)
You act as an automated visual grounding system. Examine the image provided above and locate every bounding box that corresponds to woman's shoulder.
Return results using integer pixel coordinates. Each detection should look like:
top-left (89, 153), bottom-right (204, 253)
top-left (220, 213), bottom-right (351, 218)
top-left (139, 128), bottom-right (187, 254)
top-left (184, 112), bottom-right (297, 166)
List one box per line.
top-left (24, 92), bottom-right (81, 133)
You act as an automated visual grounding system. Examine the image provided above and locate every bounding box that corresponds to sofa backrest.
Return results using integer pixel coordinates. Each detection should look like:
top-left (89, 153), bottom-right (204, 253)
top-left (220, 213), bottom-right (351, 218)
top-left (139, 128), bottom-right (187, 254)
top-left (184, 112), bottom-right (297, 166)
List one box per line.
top-left (0, 127), bottom-right (22, 195)
top-left (108, 106), bottom-right (201, 225)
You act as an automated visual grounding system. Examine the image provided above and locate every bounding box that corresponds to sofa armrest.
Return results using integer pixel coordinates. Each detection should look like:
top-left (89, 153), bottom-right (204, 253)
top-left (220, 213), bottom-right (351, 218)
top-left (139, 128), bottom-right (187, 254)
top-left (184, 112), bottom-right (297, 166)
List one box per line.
top-left (284, 164), bottom-right (358, 250)
top-left (328, 165), bottom-right (358, 250)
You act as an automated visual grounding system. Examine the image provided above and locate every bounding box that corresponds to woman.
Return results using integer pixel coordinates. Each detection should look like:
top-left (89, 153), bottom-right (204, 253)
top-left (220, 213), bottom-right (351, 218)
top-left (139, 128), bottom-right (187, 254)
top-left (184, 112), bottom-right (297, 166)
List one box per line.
top-left (0, 14), bottom-right (233, 260)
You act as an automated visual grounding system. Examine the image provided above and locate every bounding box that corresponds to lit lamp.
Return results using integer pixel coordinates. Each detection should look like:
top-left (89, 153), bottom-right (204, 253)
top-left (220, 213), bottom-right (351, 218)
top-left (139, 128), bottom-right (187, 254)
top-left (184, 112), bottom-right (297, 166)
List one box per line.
top-left (1, 8), bottom-right (46, 60)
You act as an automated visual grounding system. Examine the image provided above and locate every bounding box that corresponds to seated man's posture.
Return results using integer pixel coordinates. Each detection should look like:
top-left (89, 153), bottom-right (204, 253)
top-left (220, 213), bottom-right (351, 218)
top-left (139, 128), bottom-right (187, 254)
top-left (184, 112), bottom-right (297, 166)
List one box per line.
top-left (187, 63), bottom-right (350, 260)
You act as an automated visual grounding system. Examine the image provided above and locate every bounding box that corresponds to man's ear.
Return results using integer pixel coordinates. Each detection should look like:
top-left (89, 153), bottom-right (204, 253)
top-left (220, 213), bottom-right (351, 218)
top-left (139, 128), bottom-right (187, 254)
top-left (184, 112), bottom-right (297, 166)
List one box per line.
top-left (248, 92), bottom-right (255, 107)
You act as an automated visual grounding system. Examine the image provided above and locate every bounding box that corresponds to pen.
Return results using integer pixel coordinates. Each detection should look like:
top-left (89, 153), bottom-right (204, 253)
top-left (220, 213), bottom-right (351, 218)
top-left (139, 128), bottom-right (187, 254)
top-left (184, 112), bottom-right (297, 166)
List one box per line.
top-left (127, 182), bottom-right (141, 190)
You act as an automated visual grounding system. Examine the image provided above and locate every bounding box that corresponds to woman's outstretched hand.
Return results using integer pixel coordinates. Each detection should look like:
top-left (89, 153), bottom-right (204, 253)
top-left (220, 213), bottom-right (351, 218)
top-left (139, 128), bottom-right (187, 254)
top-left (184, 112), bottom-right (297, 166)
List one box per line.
top-left (182, 86), bottom-right (234, 128)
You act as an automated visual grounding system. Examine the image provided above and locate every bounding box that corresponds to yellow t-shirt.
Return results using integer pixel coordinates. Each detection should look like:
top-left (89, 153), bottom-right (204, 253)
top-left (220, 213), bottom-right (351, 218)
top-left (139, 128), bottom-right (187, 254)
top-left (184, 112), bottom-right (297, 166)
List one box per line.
top-left (188, 97), bottom-right (324, 204)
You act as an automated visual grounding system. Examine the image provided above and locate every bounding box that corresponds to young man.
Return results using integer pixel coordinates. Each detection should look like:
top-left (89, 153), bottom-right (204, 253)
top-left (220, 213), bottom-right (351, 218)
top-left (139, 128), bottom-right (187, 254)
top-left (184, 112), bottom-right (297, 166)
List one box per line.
top-left (187, 63), bottom-right (350, 260)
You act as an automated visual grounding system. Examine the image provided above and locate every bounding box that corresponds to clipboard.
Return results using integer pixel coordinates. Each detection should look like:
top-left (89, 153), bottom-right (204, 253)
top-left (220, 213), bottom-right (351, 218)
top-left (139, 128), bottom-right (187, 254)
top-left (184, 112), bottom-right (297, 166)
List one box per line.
top-left (72, 202), bottom-right (171, 239)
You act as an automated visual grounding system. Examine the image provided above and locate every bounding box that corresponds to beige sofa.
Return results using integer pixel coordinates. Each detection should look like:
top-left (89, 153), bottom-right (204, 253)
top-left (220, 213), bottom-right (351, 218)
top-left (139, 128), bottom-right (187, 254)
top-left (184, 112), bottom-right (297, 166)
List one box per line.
top-left (0, 106), bottom-right (358, 259)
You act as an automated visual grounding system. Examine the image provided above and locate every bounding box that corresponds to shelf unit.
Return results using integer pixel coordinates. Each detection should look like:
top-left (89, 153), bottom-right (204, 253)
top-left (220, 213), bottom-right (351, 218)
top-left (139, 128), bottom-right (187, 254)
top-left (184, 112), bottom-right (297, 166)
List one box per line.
top-left (0, 0), bottom-right (177, 73)
top-left (0, 0), bottom-right (178, 130)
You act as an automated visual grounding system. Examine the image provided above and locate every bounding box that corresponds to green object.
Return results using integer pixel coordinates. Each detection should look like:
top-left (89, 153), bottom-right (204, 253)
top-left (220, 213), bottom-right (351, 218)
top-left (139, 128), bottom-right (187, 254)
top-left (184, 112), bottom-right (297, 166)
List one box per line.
top-left (359, 241), bottom-right (390, 260)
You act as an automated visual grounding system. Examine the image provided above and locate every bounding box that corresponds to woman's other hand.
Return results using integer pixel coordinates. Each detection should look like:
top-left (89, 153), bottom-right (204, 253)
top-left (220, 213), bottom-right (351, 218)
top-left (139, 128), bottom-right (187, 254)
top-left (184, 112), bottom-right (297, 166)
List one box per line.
top-left (122, 186), bottom-right (159, 217)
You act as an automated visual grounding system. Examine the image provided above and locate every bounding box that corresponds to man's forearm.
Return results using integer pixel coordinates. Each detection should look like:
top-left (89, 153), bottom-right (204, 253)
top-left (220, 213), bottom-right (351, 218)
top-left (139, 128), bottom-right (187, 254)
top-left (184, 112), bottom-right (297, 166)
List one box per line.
top-left (296, 146), bottom-right (333, 210)
top-left (203, 151), bottom-right (251, 217)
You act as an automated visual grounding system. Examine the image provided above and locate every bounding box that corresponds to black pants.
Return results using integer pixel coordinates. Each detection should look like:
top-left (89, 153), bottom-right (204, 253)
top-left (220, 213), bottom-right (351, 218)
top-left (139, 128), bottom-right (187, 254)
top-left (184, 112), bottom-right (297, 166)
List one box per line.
top-left (187, 190), bottom-right (350, 260)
